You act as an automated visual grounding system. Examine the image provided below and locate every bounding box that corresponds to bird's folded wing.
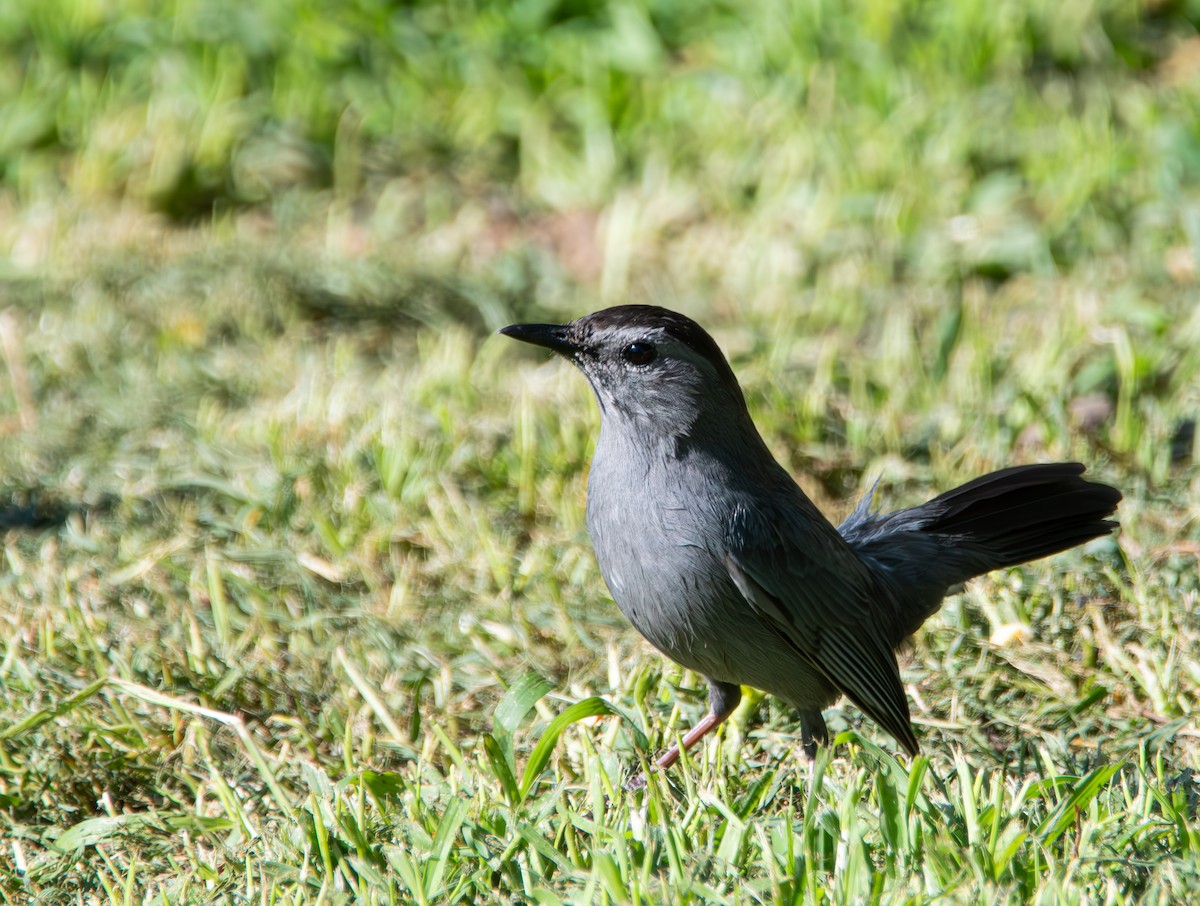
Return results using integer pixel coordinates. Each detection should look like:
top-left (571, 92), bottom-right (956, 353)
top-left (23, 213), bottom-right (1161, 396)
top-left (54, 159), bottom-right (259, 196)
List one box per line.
top-left (724, 504), bottom-right (919, 755)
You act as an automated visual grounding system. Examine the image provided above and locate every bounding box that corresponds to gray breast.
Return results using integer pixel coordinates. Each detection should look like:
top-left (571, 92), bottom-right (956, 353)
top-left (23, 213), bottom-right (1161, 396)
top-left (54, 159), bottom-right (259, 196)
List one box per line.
top-left (584, 439), bottom-right (756, 681)
top-left (584, 435), bottom-right (840, 711)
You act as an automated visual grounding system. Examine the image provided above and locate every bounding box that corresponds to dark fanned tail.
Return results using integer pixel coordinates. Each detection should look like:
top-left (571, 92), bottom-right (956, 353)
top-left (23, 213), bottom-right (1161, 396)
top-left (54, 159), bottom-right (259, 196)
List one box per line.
top-left (840, 463), bottom-right (1122, 643)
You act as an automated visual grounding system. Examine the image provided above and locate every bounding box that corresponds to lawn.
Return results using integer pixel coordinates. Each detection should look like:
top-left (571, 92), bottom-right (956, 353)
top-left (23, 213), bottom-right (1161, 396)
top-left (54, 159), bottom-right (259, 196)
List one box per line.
top-left (1, 1), bottom-right (1198, 902)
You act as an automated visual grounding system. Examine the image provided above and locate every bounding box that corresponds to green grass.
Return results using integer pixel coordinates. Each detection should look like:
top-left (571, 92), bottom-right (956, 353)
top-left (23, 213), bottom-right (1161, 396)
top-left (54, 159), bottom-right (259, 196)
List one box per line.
top-left (1, 0), bottom-right (1199, 902)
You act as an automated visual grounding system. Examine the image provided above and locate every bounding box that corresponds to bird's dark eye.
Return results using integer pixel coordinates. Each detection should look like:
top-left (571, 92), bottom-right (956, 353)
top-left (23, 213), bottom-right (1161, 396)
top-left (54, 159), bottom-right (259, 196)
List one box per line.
top-left (621, 342), bottom-right (657, 367)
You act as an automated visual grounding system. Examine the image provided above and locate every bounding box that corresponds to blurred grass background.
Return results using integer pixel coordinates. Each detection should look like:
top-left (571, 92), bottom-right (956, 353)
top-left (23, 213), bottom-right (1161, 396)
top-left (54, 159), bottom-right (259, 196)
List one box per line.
top-left (1, 0), bottom-right (1199, 902)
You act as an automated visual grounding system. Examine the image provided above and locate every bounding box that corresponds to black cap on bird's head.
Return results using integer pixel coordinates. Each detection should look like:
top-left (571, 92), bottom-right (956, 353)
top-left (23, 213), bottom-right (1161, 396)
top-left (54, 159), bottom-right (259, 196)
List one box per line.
top-left (500, 306), bottom-right (748, 432)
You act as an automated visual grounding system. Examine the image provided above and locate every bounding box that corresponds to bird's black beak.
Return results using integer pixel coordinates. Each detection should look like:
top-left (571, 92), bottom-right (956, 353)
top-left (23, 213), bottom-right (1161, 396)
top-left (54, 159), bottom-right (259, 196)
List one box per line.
top-left (499, 322), bottom-right (578, 357)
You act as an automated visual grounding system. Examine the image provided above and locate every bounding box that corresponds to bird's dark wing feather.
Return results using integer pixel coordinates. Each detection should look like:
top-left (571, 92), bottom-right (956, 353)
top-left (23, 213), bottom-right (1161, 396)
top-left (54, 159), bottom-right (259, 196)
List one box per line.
top-left (724, 501), bottom-right (920, 755)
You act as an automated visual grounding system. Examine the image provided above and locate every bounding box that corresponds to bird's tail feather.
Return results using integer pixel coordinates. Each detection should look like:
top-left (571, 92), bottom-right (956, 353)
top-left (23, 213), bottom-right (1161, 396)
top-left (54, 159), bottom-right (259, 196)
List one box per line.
top-left (904, 463), bottom-right (1122, 570)
top-left (840, 463), bottom-right (1122, 642)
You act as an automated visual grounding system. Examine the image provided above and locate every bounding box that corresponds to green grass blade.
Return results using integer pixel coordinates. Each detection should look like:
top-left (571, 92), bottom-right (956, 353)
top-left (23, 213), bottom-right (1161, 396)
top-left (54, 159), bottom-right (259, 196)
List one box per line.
top-left (423, 795), bottom-right (467, 894)
top-left (1037, 763), bottom-right (1123, 846)
top-left (519, 697), bottom-right (618, 801)
top-left (484, 733), bottom-right (522, 804)
top-left (493, 672), bottom-right (554, 765)
top-left (0, 678), bottom-right (107, 740)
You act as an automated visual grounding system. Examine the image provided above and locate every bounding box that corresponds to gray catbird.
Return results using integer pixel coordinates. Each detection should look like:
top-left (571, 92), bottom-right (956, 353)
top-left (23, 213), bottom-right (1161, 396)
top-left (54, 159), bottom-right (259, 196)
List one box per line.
top-left (502, 305), bottom-right (1121, 770)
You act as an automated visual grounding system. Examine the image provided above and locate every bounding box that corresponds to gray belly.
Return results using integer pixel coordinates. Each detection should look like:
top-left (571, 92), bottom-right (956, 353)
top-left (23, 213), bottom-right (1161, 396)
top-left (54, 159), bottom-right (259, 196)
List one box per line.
top-left (585, 487), bottom-right (836, 710)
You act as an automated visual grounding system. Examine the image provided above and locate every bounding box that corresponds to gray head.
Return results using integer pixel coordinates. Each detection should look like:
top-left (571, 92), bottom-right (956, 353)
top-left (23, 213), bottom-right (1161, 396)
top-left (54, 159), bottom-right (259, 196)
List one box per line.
top-left (501, 305), bottom-right (751, 440)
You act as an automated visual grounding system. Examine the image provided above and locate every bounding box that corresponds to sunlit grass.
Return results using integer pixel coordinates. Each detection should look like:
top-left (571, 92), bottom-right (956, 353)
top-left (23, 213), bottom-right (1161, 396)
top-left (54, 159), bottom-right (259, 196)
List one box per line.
top-left (1, 0), bottom-right (1199, 903)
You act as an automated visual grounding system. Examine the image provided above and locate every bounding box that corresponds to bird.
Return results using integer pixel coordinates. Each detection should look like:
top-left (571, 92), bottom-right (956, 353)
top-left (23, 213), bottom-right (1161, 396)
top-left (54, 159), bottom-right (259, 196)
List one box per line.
top-left (500, 305), bottom-right (1121, 773)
